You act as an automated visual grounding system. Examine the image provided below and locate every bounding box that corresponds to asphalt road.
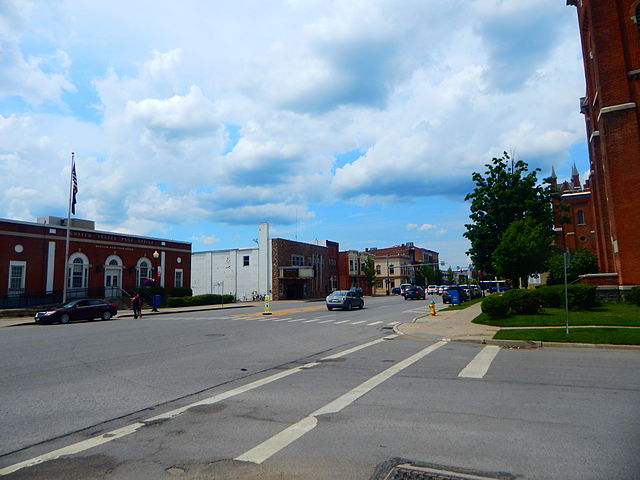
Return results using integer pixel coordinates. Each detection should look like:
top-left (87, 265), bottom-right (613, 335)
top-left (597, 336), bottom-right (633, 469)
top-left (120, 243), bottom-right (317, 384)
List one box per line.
top-left (1, 296), bottom-right (639, 479)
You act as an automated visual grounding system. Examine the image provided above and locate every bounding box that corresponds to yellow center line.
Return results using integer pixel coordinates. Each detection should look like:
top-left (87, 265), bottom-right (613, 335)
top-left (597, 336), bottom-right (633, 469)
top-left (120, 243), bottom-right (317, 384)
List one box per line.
top-left (232, 305), bottom-right (326, 317)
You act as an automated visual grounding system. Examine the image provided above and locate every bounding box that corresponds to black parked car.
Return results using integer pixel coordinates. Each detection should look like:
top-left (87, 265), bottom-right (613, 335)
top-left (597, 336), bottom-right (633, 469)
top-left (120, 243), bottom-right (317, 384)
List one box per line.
top-left (403, 285), bottom-right (425, 300)
top-left (35, 299), bottom-right (118, 324)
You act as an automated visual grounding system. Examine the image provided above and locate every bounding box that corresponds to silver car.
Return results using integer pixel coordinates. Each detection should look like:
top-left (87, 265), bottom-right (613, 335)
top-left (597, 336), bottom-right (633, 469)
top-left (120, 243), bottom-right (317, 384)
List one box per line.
top-left (326, 290), bottom-right (365, 311)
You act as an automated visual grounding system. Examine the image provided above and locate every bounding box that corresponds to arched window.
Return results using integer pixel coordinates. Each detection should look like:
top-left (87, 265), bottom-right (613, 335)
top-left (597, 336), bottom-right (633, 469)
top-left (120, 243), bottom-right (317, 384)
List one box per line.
top-left (576, 210), bottom-right (586, 225)
top-left (67, 253), bottom-right (89, 296)
top-left (137, 258), bottom-right (151, 287)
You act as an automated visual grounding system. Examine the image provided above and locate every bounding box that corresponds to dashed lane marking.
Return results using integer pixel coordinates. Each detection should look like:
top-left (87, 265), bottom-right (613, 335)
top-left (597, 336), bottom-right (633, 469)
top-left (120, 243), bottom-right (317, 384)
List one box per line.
top-left (232, 305), bottom-right (326, 318)
top-left (301, 319), bottom-right (318, 323)
top-left (350, 321), bottom-right (366, 325)
top-left (0, 336), bottom-right (397, 477)
top-left (235, 340), bottom-right (446, 464)
top-left (458, 345), bottom-right (500, 378)
top-left (333, 320), bottom-right (351, 324)
top-left (367, 321), bottom-right (383, 326)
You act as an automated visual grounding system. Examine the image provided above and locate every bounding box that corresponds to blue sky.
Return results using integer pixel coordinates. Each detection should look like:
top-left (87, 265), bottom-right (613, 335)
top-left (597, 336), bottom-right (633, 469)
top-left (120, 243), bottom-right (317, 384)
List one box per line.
top-left (0, 0), bottom-right (587, 270)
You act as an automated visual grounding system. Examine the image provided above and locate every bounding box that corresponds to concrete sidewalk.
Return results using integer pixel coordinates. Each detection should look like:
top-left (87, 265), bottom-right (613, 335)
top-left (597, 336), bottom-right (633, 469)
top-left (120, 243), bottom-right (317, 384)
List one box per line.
top-left (395, 302), bottom-right (500, 343)
top-left (395, 302), bottom-right (640, 350)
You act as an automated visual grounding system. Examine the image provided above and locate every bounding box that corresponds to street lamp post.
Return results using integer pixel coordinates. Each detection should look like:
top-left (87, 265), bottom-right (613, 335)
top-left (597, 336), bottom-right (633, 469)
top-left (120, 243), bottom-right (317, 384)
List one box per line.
top-left (152, 250), bottom-right (160, 312)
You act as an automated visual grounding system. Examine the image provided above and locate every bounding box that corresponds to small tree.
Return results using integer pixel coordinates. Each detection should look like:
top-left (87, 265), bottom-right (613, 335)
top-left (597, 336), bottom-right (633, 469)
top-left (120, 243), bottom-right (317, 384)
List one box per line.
top-left (362, 256), bottom-right (377, 293)
top-left (491, 217), bottom-right (554, 288)
top-left (546, 247), bottom-right (599, 285)
top-left (446, 267), bottom-right (454, 283)
top-left (415, 264), bottom-right (435, 286)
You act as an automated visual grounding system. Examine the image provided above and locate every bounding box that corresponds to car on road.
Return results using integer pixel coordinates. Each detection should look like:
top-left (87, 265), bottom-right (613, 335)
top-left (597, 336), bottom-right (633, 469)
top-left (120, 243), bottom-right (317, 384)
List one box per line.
top-left (391, 287), bottom-right (401, 295)
top-left (403, 285), bottom-right (425, 300)
top-left (426, 285), bottom-right (439, 295)
top-left (326, 290), bottom-right (365, 311)
top-left (35, 299), bottom-right (118, 324)
top-left (399, 283), bottom-right (412, 295)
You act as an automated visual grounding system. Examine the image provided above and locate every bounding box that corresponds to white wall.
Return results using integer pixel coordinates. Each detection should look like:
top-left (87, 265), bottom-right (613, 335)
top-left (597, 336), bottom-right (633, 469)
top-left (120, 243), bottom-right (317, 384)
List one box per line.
top-left (191, 222), bottom-right (272, 301)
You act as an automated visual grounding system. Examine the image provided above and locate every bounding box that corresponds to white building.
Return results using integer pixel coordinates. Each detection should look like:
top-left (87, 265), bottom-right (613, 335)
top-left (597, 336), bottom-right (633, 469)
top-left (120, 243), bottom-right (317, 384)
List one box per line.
top-left (191, 223), bottom-right (272, 301)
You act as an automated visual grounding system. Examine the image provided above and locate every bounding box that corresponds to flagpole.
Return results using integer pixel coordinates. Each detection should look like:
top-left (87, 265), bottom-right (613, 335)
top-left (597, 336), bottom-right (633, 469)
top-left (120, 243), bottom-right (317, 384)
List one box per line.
top-left (62, 152), bottom-right (75, 303)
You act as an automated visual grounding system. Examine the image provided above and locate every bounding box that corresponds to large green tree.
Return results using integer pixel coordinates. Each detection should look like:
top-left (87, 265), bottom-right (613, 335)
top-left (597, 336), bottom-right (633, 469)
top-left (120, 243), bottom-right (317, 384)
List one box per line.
top-left (464, 152), bottom-right (553, 277)
top-left (491, 217), bottom-right (554, 287)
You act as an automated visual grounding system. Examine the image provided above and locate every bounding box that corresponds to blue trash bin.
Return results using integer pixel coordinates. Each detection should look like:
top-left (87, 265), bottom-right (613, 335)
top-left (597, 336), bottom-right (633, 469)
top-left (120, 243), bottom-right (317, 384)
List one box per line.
top-left (152, 294), bottom-right (162, 307)
top-left (449, 289), bottom-right (461, 305)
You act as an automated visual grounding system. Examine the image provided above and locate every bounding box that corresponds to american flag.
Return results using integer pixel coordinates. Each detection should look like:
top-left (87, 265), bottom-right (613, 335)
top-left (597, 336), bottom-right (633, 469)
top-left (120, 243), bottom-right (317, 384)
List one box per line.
top-left (71, 162), bottom-right (78, 215)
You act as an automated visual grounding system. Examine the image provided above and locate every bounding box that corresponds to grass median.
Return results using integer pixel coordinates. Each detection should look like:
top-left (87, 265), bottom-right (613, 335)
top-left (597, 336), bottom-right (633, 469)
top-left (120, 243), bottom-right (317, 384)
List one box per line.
top-left (474, 302), bottom-right (640, 345)
top-left (494, 327), bottom-right (640, 345)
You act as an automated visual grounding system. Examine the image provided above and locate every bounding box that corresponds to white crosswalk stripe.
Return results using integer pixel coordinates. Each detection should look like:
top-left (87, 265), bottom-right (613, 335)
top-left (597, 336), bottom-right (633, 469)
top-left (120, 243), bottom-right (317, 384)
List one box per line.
top-left (367, 321), bottom-right (383, 325)
top-left (350, 321), bottom-right (366, 325)
top-left (301, 319), bottom-right (318, 323)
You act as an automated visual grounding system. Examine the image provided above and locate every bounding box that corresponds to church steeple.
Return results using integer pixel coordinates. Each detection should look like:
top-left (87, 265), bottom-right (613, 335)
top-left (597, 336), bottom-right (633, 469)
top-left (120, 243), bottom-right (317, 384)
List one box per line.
top-left (571, 163), bottom-right (581, 188)
top-left (550, 166), bottom-right (558, 189)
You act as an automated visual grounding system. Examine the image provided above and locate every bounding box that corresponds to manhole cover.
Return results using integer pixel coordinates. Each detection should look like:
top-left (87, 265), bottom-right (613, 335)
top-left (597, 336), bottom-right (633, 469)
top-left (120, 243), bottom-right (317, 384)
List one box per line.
top-left (370, 458), bottom-right (516, 480)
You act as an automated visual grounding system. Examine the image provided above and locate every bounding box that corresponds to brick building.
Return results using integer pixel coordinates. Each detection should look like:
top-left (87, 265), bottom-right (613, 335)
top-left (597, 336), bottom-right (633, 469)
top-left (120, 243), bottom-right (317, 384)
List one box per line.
top-left (550, 164), bottom-right (598, 253)
top-left (1, 216), bottom-right (191, 308)
top-left (566, 0), bottom-right (640, 288)
top-left (337, 250), bottom-right (374, 295)
top-left (271, 238), bottom-right (338, 300)
top-left (365, 242), bottom-right (439, 295)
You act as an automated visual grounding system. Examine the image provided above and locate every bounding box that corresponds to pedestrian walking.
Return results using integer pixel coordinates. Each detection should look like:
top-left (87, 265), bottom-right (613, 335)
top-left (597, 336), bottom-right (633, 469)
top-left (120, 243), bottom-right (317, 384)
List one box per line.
top-left (131, 293), bottom-right (142, 319)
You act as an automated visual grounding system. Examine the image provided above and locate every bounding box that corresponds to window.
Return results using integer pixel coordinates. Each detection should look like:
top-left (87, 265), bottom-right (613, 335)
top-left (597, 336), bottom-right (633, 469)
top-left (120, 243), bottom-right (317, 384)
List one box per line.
top-left (291, 255), bottom-right (304, 266)
top-left (71, 258), bottom-right (84, 288)
top-left (389, 264), bottom-right (395, 274)
top-left (636, 5), bottom-right (640, 39)
top-left (576, 210), bottom-right (585, 225)
top-left (8, 261), bottom-right (26, 294)
top-left (376, 281), bottom-right (383, 288)
top-left (375, 265), bottom-right (381, 274)
top-left (67, 253), bottom-right (89, 291)
top-left (243, 255), bottom-right (250, 266)
top-left (175, 269), bottom-right (183, 288)
top-left (349, 259), bottom-right (354, 271)
top-left (137, 259), bottom-right (150, 287)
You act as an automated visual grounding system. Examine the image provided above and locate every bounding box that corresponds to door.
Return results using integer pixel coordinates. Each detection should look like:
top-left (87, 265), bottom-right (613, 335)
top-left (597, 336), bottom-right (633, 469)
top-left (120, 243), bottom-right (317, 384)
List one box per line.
top-left (104, 269), bottom-right (121, 297)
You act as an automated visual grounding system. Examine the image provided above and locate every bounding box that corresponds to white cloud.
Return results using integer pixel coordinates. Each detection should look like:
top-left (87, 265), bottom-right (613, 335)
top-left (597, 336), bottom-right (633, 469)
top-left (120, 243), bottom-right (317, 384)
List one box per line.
top-left (0, 0), bottom-right (586, 267)
top-left (190, 234), bottom-right (219, 245)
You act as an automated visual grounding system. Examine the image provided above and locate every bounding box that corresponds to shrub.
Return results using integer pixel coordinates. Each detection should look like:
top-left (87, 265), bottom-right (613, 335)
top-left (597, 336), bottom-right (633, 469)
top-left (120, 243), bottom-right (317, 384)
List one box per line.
top-left (166, 294), bottom-right (235, 308)
top-left (567, 284), bottom-right (598, 310)
top-left (535, 284), bottom-right (598, 310)
top-left (535, 285), bottom-right (565, 308)
top-left (172, 287), bottom-right (193, 297)
top-left (624, 286), bottom-right (640, 306)
top-left (502, 289), bottom-right (541, 314)
top-left (481, 294), bottom-right (510, 319)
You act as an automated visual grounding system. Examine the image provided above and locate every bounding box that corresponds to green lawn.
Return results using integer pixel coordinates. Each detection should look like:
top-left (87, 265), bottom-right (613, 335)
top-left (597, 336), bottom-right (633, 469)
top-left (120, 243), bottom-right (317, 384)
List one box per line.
top-left (494, 328), bottom-right (640, 345)
top-left (473, 302), bottom-right (640, 327)
top-left (444, 297), bottom-right (484, 310)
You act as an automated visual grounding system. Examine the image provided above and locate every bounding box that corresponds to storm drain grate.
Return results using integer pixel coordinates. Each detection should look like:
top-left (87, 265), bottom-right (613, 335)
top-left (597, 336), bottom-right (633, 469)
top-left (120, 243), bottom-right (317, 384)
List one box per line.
top-left (370, 458), bottom-right (516, 480)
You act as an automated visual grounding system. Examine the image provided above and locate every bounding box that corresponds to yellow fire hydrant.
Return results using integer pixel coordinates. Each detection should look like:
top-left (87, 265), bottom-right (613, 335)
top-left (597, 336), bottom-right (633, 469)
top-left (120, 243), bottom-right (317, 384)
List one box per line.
top-left (429, 300), bottom-right (436, 316)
